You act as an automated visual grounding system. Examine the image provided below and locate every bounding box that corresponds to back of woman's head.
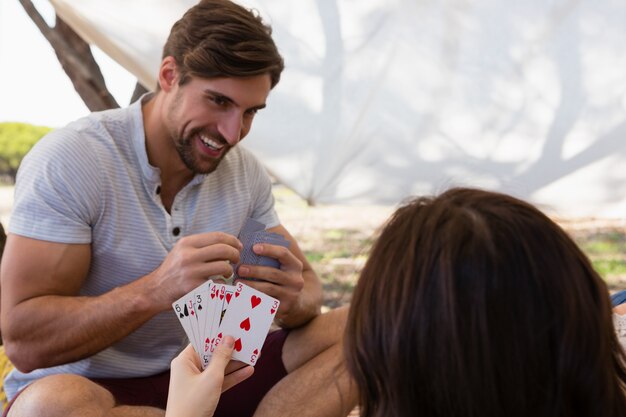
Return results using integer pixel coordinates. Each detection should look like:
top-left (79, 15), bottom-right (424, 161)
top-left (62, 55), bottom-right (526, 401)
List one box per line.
top-left (345, 187), bottom-right (626, 417)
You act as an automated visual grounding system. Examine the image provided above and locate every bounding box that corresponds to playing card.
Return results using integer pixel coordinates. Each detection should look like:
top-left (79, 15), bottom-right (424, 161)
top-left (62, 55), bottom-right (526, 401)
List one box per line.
top-left (194, 284), bottom-right (210, 333)
top-left (172, 292), bottom-right (201, 356)
top-left (252, 231), bottom-right (290, 268)
top-left (238, 218), bottom-right (265, 238)
top-left (192, 281), bottom-right (212, 368)
top-left (205, 282), bottom-right (236, 356)
top-left (215, 281), bottom-right (280, 366)
top-left (235, 228), bottom-right (291, 281)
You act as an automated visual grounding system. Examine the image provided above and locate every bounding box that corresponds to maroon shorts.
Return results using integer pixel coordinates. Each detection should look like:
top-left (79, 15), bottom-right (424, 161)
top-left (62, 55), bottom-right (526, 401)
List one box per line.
top-left (3, 329), bottom-right (289, 417)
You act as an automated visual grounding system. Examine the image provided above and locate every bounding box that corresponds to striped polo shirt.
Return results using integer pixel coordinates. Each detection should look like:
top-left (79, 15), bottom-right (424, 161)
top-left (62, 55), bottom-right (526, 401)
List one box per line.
top-left (4, 95), bottom-right (279, 400)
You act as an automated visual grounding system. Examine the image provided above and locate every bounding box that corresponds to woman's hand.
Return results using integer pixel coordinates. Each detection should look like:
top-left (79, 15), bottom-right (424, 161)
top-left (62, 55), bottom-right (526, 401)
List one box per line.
top-left (166, 336), bottom-right (254, 417)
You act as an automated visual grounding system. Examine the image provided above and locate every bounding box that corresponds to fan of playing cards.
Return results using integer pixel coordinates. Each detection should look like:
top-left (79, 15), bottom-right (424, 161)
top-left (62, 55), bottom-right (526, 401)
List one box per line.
top-left (173, 280), bottom-right (280, 368)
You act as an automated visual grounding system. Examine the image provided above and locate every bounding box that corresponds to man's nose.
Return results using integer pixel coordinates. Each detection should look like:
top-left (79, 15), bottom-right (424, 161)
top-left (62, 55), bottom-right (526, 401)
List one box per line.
top-left (220, 112), bottom-right (243, 146)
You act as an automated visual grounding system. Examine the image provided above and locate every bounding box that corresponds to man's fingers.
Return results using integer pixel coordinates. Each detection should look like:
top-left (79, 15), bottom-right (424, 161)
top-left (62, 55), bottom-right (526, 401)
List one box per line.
top-left (196, 243), bottom-right (241, 265)
top-left (182, 232), bottom-right (243, 250)
top-left (252, 243), bottom-right (299, 267)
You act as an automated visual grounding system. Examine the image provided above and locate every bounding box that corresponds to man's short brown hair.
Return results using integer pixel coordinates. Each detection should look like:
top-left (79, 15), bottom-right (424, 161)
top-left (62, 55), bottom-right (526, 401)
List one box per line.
top-left (162, 0), bottom-right (284, 88)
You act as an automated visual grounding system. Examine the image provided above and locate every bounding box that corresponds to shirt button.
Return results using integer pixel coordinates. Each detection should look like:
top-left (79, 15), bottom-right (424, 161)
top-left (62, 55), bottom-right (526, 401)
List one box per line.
top-left (172, 227), bottom-right (181, 236)
top-left (156, 186), bottom-right (161, 195)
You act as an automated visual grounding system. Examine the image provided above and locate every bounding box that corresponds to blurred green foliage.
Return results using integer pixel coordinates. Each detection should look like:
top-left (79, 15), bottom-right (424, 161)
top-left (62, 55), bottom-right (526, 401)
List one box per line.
top-left (0, 122), bottom-right (51, 183)
top-left (574, 230), bottom-right (626, 291)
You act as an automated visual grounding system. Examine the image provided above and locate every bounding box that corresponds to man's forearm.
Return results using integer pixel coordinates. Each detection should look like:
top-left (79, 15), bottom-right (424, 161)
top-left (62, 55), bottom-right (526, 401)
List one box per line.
top-left (3, 275), bottom-right (161, 372)
top-left (277, 268), bottom-right (323, 329)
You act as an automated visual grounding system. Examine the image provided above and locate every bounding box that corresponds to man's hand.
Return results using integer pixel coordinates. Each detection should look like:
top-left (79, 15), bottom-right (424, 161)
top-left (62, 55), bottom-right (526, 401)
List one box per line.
top-left (234, 225), bottom-right (322, 328)
top-left (149, 232), bottom-right (243, 310)
top-left (236, 241), bottom-right (304, 321)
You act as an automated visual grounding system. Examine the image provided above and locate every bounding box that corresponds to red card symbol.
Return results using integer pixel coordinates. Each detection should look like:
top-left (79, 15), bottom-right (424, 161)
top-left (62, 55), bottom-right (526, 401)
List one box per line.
top-left (240, 317), bottom-right (251, 331)
top-left (234, 338), bottom-right (242, 352)
top-left (235, 291), bottom-right (240, 298)
top-left (251, 295), bottom-right (261, 309)
top-left (210, 292), bottom-right (216, 299)
top-left (253, 348), bottom-right (259, 355)
top-left (270, 307), bottom-right (276, 314)
top-left (226, 293), bottom-right (232, 304)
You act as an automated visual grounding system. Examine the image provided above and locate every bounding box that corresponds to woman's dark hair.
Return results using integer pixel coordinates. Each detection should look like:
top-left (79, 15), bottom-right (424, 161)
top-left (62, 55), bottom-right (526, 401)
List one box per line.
top-left (0, 222), bottom-right (5, 259)
top-left (345, 187), bottom-right (626, 417)
top-left (162, 0), bottom-right (284, 88)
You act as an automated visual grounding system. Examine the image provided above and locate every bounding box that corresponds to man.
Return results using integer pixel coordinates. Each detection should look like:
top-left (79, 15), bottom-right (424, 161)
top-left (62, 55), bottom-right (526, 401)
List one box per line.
top-left (0, 1), bottom-right (355, 416)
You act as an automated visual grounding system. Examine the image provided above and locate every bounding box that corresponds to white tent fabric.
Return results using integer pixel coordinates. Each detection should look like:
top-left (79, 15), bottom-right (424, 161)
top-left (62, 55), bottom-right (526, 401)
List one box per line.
top-left (50, 0), bottom-right (626, 217)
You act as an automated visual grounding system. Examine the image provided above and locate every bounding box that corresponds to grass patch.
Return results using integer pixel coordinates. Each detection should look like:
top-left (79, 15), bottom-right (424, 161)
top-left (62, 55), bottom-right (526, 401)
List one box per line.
top-left (578, 231), bottom-right (626, 255)
top-left (570, 228), bottom-right (626, 292)
top-left (592, 259), bottom-right (626, 277)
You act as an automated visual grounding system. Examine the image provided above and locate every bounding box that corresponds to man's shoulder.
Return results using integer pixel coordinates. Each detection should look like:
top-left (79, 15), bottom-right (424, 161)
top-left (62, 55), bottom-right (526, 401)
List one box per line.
top-left (35, 106), bottom-right (140, 162)
top-left (222, 145), bottom-right (263, 171)
top-left (68, 105), bottom-right (136, 141)
top-left (21, 105), bottom-right (140, 182)
top-left (38, 106), bottom-right (131, 146)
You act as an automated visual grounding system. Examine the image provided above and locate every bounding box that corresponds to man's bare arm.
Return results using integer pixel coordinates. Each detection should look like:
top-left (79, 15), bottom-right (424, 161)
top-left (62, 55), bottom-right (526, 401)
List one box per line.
top-left (0, 233), bottom-right (242, 372)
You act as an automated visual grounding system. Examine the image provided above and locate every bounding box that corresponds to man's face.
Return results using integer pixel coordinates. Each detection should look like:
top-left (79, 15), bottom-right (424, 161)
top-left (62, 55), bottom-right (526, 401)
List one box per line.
top-left (165, 74), bottom-right (272, 174)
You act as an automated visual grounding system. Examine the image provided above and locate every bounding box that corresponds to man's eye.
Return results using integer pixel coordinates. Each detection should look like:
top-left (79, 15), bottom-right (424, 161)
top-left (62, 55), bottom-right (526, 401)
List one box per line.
top-left (210, 96), bottom-right (228, 106)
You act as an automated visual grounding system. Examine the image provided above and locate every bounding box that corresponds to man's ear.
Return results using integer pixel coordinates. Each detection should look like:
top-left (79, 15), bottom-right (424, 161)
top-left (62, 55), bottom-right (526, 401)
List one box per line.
top-left (158, 56), bottom-right (179, 92)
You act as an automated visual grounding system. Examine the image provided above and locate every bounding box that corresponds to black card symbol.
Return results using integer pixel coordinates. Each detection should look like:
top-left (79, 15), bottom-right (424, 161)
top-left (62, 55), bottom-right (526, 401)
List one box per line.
top-left (179, 312), bottom-right (184, 318)
top-left (198, 304), bottom-right (203, 311)
top-left (184, 304), bottom-right (189, 317)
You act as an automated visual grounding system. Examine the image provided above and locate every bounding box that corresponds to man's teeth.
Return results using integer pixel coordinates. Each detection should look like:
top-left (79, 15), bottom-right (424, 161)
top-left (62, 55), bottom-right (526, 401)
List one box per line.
top-left (199, 135), bottom-right (224, 150)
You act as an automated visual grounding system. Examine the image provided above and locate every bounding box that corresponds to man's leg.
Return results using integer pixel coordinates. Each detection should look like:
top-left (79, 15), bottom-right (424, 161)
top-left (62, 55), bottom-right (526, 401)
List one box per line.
top-left (254, 306), bottom-right (358, 417)
top-left (6, 374), bottom-right (165, 417)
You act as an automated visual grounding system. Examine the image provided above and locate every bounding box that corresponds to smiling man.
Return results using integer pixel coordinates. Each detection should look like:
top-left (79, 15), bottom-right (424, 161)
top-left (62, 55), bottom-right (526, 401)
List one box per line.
top-left (0, 1), bottom-right (355, 416)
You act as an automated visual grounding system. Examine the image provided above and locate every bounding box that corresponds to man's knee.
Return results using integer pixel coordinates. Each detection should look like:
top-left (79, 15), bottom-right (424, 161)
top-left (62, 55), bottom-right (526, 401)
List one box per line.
top-left (8, 374), bottom-right (115, 417)
top-left (282, 305), bottom-right (349, 372)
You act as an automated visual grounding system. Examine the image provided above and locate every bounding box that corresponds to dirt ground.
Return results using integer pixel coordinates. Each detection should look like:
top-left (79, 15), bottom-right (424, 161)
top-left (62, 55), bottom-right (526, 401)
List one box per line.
top-left (273, 185), bottom-right (626, 308)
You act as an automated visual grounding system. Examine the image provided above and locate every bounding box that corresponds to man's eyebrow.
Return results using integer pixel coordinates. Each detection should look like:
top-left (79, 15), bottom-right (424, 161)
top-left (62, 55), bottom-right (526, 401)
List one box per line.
top-left (250, 103), bottom-right (267, 111)
top-left (203, 89), bottom-right (266, 111)
top-left (204, 89), bottom-right (234, 103)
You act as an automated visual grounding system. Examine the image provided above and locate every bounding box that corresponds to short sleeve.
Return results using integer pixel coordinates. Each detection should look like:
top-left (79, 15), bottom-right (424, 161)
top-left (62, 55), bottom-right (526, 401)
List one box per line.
top-left (9, 127), bottom-right (103, 244)
top-left (242, 148), bottom-right (279, 229)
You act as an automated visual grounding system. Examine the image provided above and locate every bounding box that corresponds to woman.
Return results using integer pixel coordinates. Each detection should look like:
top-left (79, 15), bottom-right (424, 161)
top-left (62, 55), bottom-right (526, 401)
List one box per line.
top-left (166, 188), bottom-right (626, 417)
top-left (344, 188), bottom-right (626, 417)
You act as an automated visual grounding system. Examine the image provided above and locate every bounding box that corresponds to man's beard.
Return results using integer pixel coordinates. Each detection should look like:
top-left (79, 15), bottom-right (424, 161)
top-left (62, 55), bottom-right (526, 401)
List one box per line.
top-left (174, 128), bottom-right (231, 175)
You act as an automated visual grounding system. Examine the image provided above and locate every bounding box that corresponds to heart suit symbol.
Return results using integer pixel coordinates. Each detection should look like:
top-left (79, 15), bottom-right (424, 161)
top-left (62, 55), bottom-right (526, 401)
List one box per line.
top-left (240, 317), bottom-right (251, 331)
top-left (234, 338), bottom-right (242, 352)
top-left (251, 295), bottom-right (261, 309)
